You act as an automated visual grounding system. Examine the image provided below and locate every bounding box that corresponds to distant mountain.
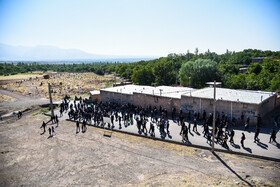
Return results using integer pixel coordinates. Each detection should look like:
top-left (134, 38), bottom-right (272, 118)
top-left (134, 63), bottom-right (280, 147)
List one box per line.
top-left (0, 43), bottom-right (156, 62)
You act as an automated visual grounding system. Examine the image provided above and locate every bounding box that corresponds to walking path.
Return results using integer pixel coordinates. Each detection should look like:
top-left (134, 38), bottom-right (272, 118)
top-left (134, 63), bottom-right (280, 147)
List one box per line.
top-left (0, 89), bottom-right (49, 109)
top-left (49, 101), bottom-right (280, 161)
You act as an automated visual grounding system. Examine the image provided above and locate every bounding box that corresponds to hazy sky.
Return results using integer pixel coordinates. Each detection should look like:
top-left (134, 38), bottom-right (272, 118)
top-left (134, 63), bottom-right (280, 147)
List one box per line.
top-left (0, 0), bottom-right (279, 56)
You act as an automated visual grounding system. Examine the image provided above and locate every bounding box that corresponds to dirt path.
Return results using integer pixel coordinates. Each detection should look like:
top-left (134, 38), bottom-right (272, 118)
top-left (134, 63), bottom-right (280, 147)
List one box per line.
top-left (0, 89), bottom-right (49, 115)
top-left (0, 113), bottom-right (279, 186)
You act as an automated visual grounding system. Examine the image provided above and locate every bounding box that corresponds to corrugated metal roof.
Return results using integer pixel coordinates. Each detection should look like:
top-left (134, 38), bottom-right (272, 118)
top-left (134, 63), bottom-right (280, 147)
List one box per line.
top-left (101, 85), bottom-right (195, 99)
top-left (182, 87), bottom-right (275, 104)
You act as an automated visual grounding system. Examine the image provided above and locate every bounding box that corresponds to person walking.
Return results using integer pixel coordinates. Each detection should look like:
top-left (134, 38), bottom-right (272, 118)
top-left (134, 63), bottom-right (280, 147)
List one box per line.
top-left (229, 129), bottom-right (235, 144)
top-left (142, 120), bottom-right (147, 133)
top-left (222, 134), bottom-right (229, 149)
top-left (193, 119), bottom-right (197, 132)
top-left (180, 122), bottom-right (186, 135)
top-left (48, 127), bottom-right (52, 137)
top-left (118, 115), bottom-right (122, 128)
top-left (269, 127), bottom-right (277, 143)
top-left (254, 126), bottom-right (260, 143)
top-left (52, 126), bottom-right (55, 135)
top-left (203, 123), bottom-right (209, 138)
top-left (241, 133), bottom-right (246, 148)
top-left (149, 122), bottom-right (155, 136)
top-left (182, 126), bottom-right (189, 142)
top-left (166, 121), bottom-right (170, 134)
top-left (76, 121), bottom-right (80, 133)
top-left (41, 121), bottom-right (46, 133)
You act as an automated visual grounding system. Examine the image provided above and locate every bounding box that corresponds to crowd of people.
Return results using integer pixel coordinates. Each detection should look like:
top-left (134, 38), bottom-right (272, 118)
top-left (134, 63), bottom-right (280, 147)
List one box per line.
top-left (53, 95), bottom-right (279, 150)
top-left (34, 92), bottom-right (280, 156)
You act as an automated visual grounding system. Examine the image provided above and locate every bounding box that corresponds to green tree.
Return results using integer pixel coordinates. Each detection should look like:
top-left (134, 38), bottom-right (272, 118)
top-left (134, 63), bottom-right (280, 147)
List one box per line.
top-left (248, 63), bottom-right (262, 74)
top-left (131, 66), bottom-right (154, 85)
top-left (179, 59), bottom-right (218, 88)
top-left (153, 58), bottom-right (175, 85)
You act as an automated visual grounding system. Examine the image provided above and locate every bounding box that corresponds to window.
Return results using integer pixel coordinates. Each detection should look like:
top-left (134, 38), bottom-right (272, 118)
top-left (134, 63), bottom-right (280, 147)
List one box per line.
top-left (243, 104), bottom-right (248, 108)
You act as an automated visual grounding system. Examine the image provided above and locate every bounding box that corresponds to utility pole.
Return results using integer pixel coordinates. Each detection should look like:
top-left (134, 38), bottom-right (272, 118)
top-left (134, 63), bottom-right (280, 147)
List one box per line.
top-left (48, 83), bottom-right (54, 118)
top-left (206, 81), bottom-right (221, 152)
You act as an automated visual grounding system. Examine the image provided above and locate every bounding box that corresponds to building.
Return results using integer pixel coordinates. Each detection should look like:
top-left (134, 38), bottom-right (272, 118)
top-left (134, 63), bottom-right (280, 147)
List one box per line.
top-left (98, 85), bottom-right (277, 125)
top-left (252, 57), bottom-right (267, 63)
top-left (90, 90), bottom-right (101, 102)
top-left (181, 87), bottom-right (277, 125)
top-left (100, 85), bottom-right (194, 113)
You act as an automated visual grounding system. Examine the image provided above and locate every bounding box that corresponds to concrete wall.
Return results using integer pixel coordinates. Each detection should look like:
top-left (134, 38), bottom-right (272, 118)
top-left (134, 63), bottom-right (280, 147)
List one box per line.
top-left (100, 90), bottom-right (133, 104)
top-left (180, 95), bottom-right (261, 125)
top-left (258, 94), bottom-right (277, 118)
top-left (133, 93), bottom-right (181, 114)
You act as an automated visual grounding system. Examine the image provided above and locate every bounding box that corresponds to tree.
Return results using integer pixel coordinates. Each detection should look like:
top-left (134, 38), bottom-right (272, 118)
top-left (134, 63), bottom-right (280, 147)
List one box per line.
top-left (179, 59), bottom-right (218, 88)
top-left (153, 58), bottom-right (176, 85)
top-left (131, 66), bottom-right (154, 85)
top-left (248, 63), bottom-right (262, 74)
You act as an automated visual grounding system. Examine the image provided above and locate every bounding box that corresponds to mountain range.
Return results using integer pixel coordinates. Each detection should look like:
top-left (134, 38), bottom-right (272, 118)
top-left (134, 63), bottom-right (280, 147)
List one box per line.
top-left (0, 43), bottom-right (156, 62)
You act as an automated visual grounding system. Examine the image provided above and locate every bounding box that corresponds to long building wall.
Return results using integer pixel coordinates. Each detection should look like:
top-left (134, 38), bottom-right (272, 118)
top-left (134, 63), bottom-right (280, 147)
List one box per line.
top-left (100, 88), bottom-right (277, 126)
top-left (180, 95), bottom-right (276, 126)
top-left (100, 90), bottom-right (133, 104)
top-left (133, 93), bottom-right (181, 114)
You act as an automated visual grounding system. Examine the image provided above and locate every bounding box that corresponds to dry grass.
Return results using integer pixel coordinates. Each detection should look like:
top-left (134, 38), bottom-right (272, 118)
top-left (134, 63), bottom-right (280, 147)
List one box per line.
top-left (3, 72), bottom-right (113, 100)
top-left (0, 94), bottom-right (16, 103)
top-left (0, 73), bottom-right (44, 80)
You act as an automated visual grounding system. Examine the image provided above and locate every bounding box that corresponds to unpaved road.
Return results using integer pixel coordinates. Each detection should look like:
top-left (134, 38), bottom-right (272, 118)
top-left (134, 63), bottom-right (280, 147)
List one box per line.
top-left (0, 113), bottom-right (279, 186)
top-left (0, 89), bottom-right (49, 115)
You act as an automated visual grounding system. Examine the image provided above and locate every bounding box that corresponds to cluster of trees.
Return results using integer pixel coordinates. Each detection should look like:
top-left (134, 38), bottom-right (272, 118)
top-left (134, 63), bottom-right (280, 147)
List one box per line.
top-left (0, 62), bottom-right (115, 76)
top-left (0, 49), bottom-right (279, 91)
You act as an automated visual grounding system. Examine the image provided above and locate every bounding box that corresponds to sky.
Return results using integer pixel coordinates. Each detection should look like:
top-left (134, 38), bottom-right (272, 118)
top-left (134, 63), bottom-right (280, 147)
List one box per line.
top-left (0, 0), bottom-right (280, 57)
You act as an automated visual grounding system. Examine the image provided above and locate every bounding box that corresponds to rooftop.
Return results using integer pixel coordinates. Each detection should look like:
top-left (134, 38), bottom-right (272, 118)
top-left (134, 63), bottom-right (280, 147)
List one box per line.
top-left (182, 87), bottom-right (275, 104)
top-left (101, 85), bottom-right (195, 99)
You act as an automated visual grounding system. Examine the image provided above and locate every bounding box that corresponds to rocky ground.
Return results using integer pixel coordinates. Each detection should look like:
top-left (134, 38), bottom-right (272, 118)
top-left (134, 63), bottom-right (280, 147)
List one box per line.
top-left (0, 72), bottom-right (113, 101)
top-left (0, 113), bottom-right (279, 186)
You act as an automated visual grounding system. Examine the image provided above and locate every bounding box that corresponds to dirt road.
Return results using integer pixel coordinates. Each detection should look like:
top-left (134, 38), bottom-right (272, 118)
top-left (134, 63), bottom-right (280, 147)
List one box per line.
top-left (0, 89), bottom-right (49, 115)
top-left (0, 113), bottom-right (279, 186)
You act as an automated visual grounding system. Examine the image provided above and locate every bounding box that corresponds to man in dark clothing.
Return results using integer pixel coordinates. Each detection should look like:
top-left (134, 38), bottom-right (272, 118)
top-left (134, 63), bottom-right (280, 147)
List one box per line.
top-left (111, 115), bottom-right (114, 127)
top-left (222, 134), bottom-right (229, 149)
top-left (203, 123), bottom-right (209, 138)
top-left (48, 127), bottom-right (52, 137)
top-left (182, 126), bottom-right (188, 142)
top-left (166, 121), bottom-right (170, 134)
top-left (180, 122), bottom-right (186, 135)
top-left (18, 111), bottom-right (22, 119)
top-left (149, 122), bottom-right (155, 136)
top-left (142, 120), bottom-right (147, 133)
top-left (193, 119), bottom-right (197, 132)
top-left (229, 129), bottom-right (235, 144)
top-left (241, 133), bottom-right (246, 148)
top-left (76, 121), bottom-right (80, 133)
top-left (254, 126), bottom-right (260, 143)
top-left (41, 121), bottom-right (46, 133)
top-left (269, 128), bottom-right (277, 143)
top-left (82, 120), bottom-right (87, 132)
top-left (118, 116), bottom-right (122, 128)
